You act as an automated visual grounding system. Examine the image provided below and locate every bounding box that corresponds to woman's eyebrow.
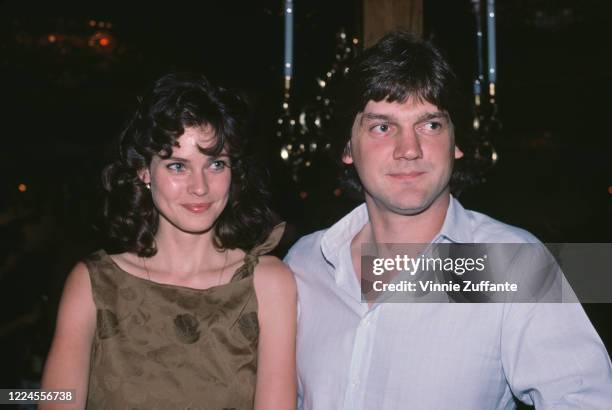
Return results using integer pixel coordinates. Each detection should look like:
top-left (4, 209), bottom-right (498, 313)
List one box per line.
top-left (164, 153), bottom-right (230, 162)
top-left (165, 156), bottom-right (190, 162)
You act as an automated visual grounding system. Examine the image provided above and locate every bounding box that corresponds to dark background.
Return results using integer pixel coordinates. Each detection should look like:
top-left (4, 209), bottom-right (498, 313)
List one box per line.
top-left (1, 0), bottom-right (610, 404)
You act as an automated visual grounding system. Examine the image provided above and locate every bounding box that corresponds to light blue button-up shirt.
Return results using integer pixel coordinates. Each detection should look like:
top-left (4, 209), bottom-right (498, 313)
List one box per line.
top-left (285, 197), bottom-right (612, 409)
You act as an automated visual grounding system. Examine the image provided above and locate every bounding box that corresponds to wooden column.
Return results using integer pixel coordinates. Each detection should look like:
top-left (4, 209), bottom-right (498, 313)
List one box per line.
top-left (363, 0), bottom-right (423, 47)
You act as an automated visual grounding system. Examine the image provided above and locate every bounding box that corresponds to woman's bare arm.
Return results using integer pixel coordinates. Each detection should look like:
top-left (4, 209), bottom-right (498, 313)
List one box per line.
top-left (253, 256), bottom-right (297, 410)
top-left (40, 262), bottom-right (96, 409)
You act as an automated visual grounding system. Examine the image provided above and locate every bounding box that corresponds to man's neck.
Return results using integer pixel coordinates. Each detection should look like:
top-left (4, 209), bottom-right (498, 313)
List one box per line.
top-left (359, 193), bottom-right (451, 246)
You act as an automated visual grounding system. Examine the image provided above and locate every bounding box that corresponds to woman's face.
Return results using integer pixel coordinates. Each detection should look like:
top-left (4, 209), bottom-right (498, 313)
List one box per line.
top-left (141, 126), bottom-right (231, 235)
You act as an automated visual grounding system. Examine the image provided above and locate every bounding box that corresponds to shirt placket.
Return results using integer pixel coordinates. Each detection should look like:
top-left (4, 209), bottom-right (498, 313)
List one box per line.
top-left (342, 307), bottom-right (378, 410)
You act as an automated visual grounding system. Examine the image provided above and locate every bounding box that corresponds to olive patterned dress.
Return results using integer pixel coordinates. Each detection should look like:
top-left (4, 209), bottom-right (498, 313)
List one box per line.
top-left (83, 224), bottom-right (285, 410)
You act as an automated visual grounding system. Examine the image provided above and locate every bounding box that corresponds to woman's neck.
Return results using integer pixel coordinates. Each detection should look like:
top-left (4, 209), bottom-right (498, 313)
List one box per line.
top-left (147, 220), bottom-right (226, 277)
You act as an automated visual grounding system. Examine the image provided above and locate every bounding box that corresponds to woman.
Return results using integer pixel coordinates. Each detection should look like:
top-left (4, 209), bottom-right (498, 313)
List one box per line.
top-left (41, 73), bottom-right (297, 409)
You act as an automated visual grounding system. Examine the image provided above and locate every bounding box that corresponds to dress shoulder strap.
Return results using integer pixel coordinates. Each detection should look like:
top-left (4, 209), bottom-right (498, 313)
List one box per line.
top-left (82, 250), bottom-right (107, 288)
top-left (231, 222), bottom-right (286, 281)
top-left (81, 249), bottom-right (125, 308)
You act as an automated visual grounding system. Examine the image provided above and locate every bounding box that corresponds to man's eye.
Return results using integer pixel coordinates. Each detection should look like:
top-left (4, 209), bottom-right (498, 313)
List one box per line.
top-left (166, 162), bottom-right (185, 172)
top-left (420, 121), bottom-right (444, 133)
top-left (371, 124), bottom-right (391, 133)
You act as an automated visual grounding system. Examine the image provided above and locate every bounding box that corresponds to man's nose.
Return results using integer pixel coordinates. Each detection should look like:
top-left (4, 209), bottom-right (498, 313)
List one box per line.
top-left (393, 128), bottom-right (423, 160)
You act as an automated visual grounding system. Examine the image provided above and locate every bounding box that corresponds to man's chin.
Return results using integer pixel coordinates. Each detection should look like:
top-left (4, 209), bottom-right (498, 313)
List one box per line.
top-left (371, 197), bottom-right (432, 216)
top-left (386, 186), bottom-right (451, 215)
top-left (365, 186), bottom-right (451, 216)
top-left (389, 203), bottom-right (430, 216)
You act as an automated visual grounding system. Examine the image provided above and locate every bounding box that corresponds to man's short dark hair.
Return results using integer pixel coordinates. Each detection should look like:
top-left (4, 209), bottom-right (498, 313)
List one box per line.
top-left (332, 30), bottom-right (470, 196)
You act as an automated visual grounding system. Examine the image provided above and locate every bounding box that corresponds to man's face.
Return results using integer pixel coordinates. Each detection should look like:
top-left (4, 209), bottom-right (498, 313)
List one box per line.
top-left (343, 97), bottom-right (463, 216)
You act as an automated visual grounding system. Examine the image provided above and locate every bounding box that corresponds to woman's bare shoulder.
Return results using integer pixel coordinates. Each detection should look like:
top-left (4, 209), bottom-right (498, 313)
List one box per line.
top-left (252, 256), bottom-right (296, 297)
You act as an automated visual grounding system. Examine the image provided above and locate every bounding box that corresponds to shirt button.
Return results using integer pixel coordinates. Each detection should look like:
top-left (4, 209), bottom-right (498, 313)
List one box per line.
top-left (352, 379), bottom-right (359, 387)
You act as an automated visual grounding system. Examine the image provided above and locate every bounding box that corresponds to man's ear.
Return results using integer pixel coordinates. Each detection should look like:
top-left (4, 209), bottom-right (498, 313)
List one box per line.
top-left (454, 145), bottom-right (464, 160)
top-left (137, 168), bottom-right (151, 184)
top-left (341, 140), bottom-right (354, 165)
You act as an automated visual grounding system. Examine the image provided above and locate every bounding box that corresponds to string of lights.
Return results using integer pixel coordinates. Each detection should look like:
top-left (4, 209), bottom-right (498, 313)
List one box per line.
top-left (468, 0), bottom-right (500, 186)
top-left (276, 24), bottom-right (359, 187)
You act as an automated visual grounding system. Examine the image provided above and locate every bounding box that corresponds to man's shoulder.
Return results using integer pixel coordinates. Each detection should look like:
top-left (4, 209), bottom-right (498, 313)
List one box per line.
top-left (466, 208), bottom-right (541, 244)
top-left (284, 228), bottom-right (327, 264)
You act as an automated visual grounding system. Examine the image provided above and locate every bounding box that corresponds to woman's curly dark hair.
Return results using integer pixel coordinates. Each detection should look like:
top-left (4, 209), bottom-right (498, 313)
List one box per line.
top-left (102, 72), bottom-right (274, 257)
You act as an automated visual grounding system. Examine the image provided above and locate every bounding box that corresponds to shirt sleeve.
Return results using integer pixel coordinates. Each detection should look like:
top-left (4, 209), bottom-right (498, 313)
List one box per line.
top-left (283, 247), bottom-right (304, 409)
top-left (501, 302), bottom-right (612, 408)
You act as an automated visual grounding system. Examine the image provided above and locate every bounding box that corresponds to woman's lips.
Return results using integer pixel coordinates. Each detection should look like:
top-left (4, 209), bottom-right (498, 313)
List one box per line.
top-left (181, 203), bottom-right (212, 213)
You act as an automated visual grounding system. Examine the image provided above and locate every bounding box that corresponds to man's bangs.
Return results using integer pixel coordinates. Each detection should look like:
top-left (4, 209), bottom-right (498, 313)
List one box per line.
top-left (365, 79), bottom-right (444, 110)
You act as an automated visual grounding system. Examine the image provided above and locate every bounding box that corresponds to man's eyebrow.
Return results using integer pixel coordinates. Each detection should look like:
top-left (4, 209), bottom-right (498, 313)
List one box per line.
top-left (360, 112), bottom-right (395, 124)
top-left (359, 111), bottom-right (449, 125)
top-left (416, 111), bottom-right (449, 122)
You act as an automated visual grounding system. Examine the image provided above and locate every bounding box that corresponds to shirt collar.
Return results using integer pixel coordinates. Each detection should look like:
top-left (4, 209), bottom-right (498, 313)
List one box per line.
top-left (320, 203), bottom-right (369, 269)
top-left (321, 195), bottom-right (473, 266)
top-left (434, 195), bottom-right (474, 243)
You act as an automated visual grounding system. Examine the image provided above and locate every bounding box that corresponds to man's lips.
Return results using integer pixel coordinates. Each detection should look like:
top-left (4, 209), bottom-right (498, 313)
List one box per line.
top-left (386, 171), bottom-right (426, 181)
top-left (181, 203), bottom-right (212, 213)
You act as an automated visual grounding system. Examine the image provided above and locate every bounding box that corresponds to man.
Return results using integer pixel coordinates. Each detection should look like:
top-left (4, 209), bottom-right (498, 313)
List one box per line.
top-left (284, 31), bottom-right (612, 409)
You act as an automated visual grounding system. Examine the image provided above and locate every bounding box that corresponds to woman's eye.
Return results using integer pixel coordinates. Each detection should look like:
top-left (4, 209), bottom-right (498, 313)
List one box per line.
top-left (166, 162), bottom-right (185, 172)
top-left (210, 160), bottom-right (229, 171)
